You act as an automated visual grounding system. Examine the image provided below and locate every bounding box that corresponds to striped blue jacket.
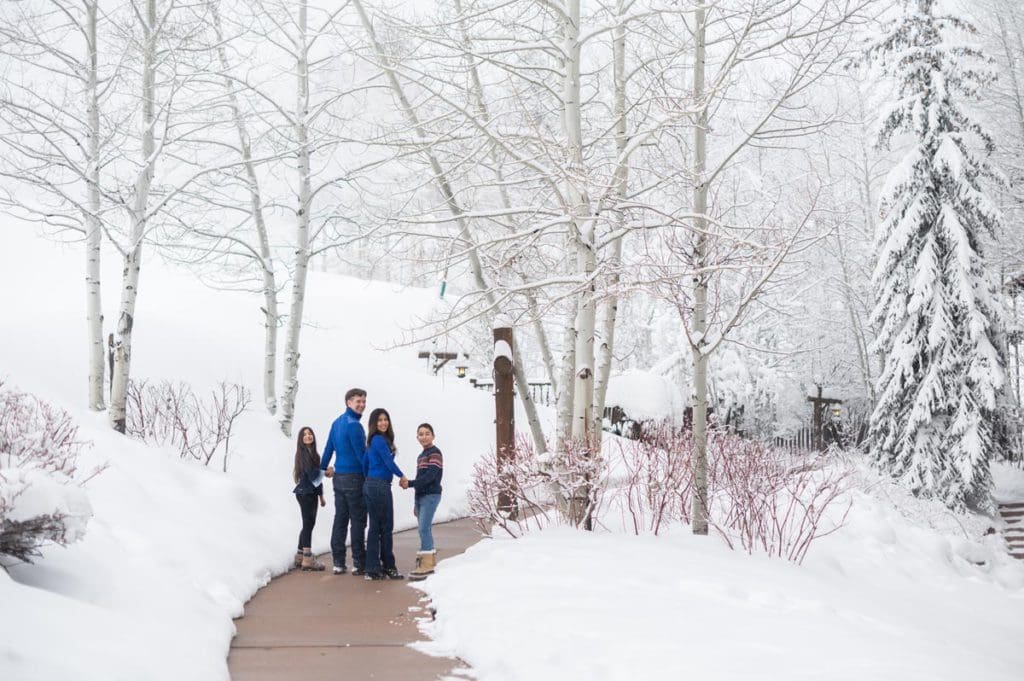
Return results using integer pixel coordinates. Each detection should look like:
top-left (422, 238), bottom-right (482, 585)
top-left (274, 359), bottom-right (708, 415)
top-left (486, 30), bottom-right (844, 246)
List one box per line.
top-left (408, 445), bottom-right (443, 498)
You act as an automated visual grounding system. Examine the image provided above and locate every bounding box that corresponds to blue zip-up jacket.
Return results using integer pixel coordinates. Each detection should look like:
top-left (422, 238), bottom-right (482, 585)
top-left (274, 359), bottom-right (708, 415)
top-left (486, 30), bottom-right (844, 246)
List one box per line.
top-left (320, 407), bottom-right (367, 475)
top-left (407, 445), bottom-right (443, 498)
top-left (364, 433), bottom-right (405, 481)
top-left (294, 450), bottom-right (325, 495)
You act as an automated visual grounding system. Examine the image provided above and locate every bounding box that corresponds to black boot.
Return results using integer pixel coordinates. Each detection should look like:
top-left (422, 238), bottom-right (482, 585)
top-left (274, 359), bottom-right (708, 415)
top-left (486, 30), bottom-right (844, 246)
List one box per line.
top-left (384, 567), bottom-right (405, 580)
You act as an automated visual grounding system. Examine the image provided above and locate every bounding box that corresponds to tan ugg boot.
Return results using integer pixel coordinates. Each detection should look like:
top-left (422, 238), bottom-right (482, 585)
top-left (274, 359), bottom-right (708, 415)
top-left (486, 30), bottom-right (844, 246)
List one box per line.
top-left (409, 550), bottom-right (436, 579)
top-left (293, 550), bottom-right (303, 569)
top-left (301, 548), bottom-right (325, 571)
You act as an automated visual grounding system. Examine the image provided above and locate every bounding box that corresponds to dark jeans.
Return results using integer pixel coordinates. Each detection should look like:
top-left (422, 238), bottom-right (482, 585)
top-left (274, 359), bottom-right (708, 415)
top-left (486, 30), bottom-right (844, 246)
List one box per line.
top-left (296, 493), bottom-right (318, 548)
top-left (364, 478), bottom-right (395, 574)
top-left (331, 473), bottom-right (367, 569)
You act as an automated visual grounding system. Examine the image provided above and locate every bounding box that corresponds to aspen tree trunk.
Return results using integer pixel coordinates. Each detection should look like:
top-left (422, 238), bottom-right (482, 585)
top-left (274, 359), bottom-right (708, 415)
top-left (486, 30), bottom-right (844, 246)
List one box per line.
top-left (279, 0), bottom-right (311, 437)
top-left (85, 0), bottom-right (105, 412)
top-left (834, 228), bottom-right (874, 402)
top-left (548, 0), bottom-right (587, 520)
top-left (111, 0), bottom-right (157, 433)
top-left (690, 2), bottom-right (710, 536)
top-left (559, 0), bottom-right (596, 455)
top-left (355, 0), bottom-right (552, 451)
top-left (853, 89), bottom-right (881, 391)
top-left (571, 226), bottom-right (597, 444)
top-left (211, 1), bottom-right (279, 415)
top-left (555, 302), bottom-right (578, 452)
top-left (592, 3), bottom-right (629, 445)
top-left (593, 235), bottom-right (623, 444)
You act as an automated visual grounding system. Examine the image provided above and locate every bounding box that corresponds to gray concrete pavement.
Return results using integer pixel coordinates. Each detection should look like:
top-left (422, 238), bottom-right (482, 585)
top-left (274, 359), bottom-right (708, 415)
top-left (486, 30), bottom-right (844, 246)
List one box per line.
top-left (228, 517), bottom-right (483, 681)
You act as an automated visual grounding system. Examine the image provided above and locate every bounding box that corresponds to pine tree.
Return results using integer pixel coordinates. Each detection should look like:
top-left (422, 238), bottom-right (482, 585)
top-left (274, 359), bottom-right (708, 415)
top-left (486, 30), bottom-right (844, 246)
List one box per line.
top-left (868, 0), bottom-right (1006, 511)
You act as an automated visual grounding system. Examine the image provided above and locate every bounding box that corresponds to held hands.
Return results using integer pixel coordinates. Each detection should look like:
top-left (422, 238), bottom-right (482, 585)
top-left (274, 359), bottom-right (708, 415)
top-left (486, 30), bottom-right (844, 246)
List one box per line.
top-left (399, 476), bottom-right (409, 490)
top-left (324, 466), bottom-right (334, 478)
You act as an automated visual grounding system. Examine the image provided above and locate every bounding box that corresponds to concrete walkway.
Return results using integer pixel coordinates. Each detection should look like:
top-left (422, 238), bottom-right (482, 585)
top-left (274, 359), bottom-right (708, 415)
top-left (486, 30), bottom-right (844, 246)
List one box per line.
top-left (228, 518), bottom-right (482, 681)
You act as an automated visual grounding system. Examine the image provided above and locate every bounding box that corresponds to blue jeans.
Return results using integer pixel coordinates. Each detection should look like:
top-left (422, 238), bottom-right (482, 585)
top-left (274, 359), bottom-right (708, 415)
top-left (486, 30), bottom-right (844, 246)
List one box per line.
top-left (363, 478), bottom-right (395, 574)
top-left (415, 494), bottom-right (442, 552)
top-left (331, 474), bottom-right (366, 569)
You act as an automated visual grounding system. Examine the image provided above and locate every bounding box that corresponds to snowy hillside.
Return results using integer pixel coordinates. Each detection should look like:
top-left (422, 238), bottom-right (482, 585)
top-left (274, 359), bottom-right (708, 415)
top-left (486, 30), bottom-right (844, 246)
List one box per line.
top-left (0, 227), bottom-right (500, 681)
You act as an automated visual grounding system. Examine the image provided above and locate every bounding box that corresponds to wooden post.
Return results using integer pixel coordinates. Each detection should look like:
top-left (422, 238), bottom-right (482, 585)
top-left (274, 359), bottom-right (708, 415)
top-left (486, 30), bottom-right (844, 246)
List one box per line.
top-left (494, 325), bottom-right (517, 518)
top-left (807, 385), bottom-right (842, 451)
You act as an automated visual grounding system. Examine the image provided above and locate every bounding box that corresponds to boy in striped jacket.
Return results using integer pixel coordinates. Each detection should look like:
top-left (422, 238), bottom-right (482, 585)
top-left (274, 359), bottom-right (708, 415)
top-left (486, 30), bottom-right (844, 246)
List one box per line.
top-left (401, 423), bottom-right (443, 579)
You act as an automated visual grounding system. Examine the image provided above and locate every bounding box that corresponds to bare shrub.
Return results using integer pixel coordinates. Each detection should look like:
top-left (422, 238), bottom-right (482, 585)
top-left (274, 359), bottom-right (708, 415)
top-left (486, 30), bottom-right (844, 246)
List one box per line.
top-left (125, 379), bottom-right (250, 471)
top-left (468, 434), bottom-right (608, 537)
top-left (0, 381), bottom-right (97, 564)
top-left (609, 426), bottom-right (851, 564)
top-left (708, 434), bottom-right (851, 563)
top-left (0, 383), bottom-right (83, 477)
top-left (469, 424), bottom-right (850, 562)
top-left (613, 430), bottom-right (694, 535)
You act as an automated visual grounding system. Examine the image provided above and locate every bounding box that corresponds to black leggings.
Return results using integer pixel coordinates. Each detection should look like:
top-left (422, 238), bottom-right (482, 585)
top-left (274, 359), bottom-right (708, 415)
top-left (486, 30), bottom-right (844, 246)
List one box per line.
top-left (296, 493), bottom-right (318, 548)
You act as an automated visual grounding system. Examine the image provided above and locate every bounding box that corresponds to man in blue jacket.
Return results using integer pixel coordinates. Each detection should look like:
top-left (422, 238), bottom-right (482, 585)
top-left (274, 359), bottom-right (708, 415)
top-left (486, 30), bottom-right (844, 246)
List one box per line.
top-left (321, 388), bottom-right (368, 575)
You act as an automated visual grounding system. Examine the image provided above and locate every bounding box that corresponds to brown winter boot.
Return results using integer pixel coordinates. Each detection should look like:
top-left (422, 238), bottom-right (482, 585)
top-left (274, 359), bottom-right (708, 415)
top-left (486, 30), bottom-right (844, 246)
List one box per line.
top-left (301, 548), bottom-right (325, 571)
top-left (409, 551), bottom-right (436, 580)
top-left (293, 550), bottom-right (303, 570)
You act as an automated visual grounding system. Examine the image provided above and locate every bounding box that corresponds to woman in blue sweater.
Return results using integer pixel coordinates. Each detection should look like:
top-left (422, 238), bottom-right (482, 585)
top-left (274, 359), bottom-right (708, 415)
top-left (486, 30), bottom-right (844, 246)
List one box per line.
top-left (402, 423), bottom-right (443, 580)
top-left (292, 426), bottom-right (326, 571)
top-left (362, 408), bottom-right (407, 580)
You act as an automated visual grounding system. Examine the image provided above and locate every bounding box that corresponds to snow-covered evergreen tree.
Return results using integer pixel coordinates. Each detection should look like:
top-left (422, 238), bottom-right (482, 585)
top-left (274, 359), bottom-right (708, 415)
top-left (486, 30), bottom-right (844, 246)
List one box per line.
top-left (868, 0), bottom-right (1007, 511)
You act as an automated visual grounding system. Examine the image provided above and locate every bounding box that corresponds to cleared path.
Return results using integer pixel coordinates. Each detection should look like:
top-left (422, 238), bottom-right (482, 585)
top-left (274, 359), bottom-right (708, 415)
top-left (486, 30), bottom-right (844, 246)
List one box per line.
top-left (228, 517), bottom-right (481, 681)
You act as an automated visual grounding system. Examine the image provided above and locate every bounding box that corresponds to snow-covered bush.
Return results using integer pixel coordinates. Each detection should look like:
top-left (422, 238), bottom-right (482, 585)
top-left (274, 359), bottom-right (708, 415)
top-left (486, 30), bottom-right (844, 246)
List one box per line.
top-left (125, 379), bottom-right (250, 471)
top-left (0, 382), bottom-right (94, 563)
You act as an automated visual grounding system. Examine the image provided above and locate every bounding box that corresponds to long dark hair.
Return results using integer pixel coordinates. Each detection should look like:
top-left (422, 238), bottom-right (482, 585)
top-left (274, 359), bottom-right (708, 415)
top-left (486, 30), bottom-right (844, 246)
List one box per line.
top-left (366, 408), bottom-right (396, 453)
top-left (293, 426), bottom-right (320, 483)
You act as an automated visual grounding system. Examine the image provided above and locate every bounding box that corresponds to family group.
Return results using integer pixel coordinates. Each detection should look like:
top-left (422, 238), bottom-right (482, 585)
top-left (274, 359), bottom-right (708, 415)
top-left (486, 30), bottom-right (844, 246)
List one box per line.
top-left (290, 388), bottom-right (444, 581)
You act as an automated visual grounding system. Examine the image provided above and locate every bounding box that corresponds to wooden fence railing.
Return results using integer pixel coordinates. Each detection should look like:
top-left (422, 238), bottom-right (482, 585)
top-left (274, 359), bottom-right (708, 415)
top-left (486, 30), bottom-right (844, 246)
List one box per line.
top-left (469, 379), bottom-right (555, 407)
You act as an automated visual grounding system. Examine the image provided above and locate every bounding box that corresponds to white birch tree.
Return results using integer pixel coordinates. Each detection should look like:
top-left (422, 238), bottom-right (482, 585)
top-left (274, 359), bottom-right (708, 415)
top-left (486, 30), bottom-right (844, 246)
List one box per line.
top-left (224, 0), bottom-right (364, 436)
top-left (638, 0), bottom-right (874, 534)
top-left (0, 0), bottom-right (116, 412)
top-left (104, 0), bottom-right (256, 432)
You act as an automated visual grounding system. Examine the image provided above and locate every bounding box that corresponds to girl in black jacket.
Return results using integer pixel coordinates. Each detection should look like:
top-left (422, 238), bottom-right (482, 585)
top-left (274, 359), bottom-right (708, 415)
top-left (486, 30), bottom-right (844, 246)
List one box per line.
top-left (292, 426), bottom-right (326, 571)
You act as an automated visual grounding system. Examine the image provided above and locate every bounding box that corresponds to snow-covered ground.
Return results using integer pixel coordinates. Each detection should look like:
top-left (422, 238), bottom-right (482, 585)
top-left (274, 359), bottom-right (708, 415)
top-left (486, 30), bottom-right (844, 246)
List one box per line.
top-left (3, 226), bottom-right (1024, 681)
top-left (0, 226), bottom-right (499, 680)
top-left (413, 464), bottom-right (1024, 681)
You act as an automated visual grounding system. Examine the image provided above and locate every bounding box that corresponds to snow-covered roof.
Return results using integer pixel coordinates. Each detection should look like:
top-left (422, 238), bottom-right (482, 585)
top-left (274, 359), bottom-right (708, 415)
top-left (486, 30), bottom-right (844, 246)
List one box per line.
top-left (604, 370), bottom-right (678, 420)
